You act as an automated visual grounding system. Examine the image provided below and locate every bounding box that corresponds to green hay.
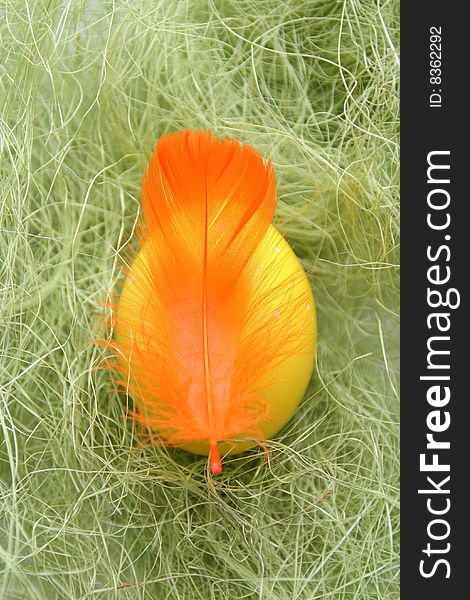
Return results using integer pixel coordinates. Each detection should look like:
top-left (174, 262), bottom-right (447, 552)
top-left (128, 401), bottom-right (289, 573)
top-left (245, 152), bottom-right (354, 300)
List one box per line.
top-left (0, 1), bottom-right (399, 598)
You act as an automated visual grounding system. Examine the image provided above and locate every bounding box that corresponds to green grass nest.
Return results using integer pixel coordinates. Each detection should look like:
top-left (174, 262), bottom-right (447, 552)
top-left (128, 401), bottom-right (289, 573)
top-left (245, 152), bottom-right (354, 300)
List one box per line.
top-left (0, 1), bottom-right (399, 598)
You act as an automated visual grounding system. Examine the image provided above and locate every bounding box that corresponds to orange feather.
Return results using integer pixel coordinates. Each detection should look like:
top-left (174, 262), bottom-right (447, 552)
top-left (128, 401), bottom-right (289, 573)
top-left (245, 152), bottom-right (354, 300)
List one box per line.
top-left (106, 130), bottom-right (311, 474)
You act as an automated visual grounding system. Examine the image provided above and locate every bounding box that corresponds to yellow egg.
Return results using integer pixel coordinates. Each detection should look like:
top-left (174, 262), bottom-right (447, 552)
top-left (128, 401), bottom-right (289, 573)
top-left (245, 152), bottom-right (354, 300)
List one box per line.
top-left (116, 225), bottom-right (316, 457)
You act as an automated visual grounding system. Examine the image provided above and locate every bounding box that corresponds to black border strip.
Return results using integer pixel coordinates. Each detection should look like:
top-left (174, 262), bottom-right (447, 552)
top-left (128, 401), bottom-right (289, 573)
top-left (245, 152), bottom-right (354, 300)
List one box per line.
top-left (401, 3), bottom-right (468, 596)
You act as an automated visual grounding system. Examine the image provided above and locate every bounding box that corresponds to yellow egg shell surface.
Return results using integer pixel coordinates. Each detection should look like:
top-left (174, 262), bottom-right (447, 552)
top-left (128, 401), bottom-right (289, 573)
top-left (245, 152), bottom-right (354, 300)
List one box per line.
top-left (116, 225), bottom-right (317, 456)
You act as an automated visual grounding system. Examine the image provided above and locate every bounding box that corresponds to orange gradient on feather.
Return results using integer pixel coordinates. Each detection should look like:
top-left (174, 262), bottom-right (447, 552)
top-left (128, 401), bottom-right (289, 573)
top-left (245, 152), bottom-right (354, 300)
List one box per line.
top-left (109, 131), bottom-right (317, 474)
